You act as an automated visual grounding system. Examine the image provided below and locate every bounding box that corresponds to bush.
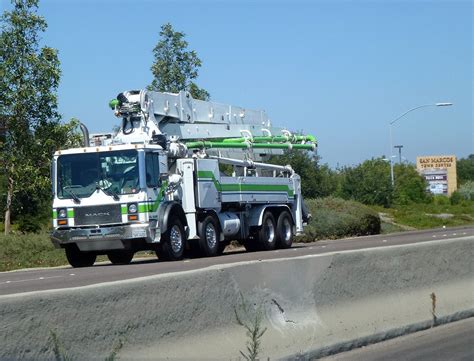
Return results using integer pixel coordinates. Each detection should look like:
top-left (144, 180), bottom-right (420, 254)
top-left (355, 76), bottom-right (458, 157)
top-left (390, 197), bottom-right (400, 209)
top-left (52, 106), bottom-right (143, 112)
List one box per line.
top-left (0, 232), bottom-right (67, 271)
top-left (339, 158), bottom-right (392, 207)
top-left (17, 214), bottom-right (48, 233)
top-left (458, 181), bottom-right (474, 201)
top-left (450, 191), bottom-right (463, 205)
top-left (432, 194), bottom-right (450, 206)
top-left (298, 197), bottom-right (381, 242)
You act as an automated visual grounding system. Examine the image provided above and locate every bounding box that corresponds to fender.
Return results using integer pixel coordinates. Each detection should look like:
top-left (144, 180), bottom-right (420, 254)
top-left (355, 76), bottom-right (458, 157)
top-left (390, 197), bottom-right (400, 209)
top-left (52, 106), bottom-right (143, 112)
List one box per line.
top-left (248, 204), bottom-right (293, 227)
top-left (157, 201), bottom-right (187, 233)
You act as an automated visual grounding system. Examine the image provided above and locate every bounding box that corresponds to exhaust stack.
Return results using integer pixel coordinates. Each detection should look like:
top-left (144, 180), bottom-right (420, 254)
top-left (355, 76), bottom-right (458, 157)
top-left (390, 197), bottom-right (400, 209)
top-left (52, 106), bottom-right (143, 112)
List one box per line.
top-left (79, 123), bottom-right (90, 147)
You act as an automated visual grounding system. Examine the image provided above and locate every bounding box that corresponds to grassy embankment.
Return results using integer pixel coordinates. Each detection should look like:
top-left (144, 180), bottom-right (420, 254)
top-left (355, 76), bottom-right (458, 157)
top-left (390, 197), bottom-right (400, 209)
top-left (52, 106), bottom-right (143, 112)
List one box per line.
top-left (1, 197), bottom-right (473, 272)
top-left (370, 199), bottom-right (474, 233)
top-left (0, 233), bottom-right (152, 272)
top-left (297, 197), bottom-right (381, 241)
top-left (0, 232), bottom-right (67, 272)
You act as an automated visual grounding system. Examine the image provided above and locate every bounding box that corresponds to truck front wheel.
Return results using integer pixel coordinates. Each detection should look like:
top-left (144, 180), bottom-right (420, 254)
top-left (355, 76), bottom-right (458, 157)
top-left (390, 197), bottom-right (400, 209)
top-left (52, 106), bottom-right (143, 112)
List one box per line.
top-left (65, 246), bottom-right (96, 268)
top-left (158, 218), bottom-right (185, 261)
top-left (198, 215), bottom-right (223, 257)
top-left (107, 250), bottom-right (134, 265)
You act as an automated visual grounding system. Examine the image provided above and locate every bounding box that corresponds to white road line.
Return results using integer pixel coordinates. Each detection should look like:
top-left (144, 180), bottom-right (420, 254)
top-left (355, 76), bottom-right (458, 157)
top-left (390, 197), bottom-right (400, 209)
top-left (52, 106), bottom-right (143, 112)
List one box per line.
top-left (309, 247), bottom-right (313, 250)
top-left (432, 235), bottom-right (436, 238)
top-left (1, 275), bottom-right (63, 285)
top-left (322, 246), bottom-right (326, 248)
top-left (184, 260), bottom-right (190, 263)
top-left (382, 240), bottom-right (387, 243)
top-left (453, 233), bottom-right (457, 236)
top-left (443, 234), bottom-right (447, 237)
top-left (69, 274), bottom-right (75, 276)
top-left (463, 232), bottom-right (467, 235)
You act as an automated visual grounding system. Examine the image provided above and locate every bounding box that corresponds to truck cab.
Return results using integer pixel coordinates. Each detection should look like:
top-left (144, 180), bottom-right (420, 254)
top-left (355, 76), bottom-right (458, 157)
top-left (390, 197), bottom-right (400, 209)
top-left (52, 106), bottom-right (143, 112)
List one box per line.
top-left (51, 144), bottom-right (173, 266)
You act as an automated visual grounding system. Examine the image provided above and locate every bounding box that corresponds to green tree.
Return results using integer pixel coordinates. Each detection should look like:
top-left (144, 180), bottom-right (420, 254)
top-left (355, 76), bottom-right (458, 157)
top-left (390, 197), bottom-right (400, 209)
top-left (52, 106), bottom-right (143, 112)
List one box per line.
top-left (339, 158), bottom-right (393, 207)
top-left (456, 154), bottom-right (474, 186)
top-left (392, 163), bottom-right (429, 205)
top-left (0, 0), bottom-right (79, 234)
top-left (14, 119), bottom-right (81, 233)
top-left (269, 151), bottom-right (339, 198)
top-left (148, 23), bottom-right (210, 100)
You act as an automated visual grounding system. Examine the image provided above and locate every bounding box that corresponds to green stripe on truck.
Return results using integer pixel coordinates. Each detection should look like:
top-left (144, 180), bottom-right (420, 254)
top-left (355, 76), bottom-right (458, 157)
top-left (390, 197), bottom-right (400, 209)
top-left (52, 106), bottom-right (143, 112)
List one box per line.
top-left (52, 209), bottom-right (74, 219)
top-left (136, 181), bottom-right (169, 214)
top-left (197, 171), bottom-right (294, 197)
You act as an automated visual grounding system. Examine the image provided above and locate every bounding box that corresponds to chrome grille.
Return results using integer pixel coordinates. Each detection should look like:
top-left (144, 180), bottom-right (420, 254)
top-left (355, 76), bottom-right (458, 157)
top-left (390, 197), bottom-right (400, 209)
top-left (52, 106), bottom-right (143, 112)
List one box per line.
top-left (74, 205), bottom-right (122, 226)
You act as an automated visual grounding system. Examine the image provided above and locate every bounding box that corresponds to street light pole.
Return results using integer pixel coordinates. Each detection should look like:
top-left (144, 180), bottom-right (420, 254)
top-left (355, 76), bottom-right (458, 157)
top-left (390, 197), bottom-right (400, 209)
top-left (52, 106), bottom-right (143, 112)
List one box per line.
top-left (389, 102), bottom-right (453, 187)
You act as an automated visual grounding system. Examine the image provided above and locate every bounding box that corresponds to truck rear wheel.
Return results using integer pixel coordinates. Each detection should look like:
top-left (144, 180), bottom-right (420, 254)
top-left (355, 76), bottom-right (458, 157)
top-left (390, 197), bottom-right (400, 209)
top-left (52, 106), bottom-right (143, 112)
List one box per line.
top-left (257, 211), bottom-right (277, 251)
top-left (158, 218), bottom-right (185, 261)
top-left (276, 211), bottom-right (294, 249)
top-left (107, 250), bottom-right (134, 265)
top-left (198, 215), bottom-right (222, 257)
top-left (65, 246), bottom-right (96, 268)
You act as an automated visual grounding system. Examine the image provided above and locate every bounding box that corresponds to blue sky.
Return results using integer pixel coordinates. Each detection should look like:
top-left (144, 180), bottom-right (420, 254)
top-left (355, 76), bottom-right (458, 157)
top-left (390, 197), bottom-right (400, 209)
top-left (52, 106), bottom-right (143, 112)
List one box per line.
top-left (2, 0), bottom-right (472, 166)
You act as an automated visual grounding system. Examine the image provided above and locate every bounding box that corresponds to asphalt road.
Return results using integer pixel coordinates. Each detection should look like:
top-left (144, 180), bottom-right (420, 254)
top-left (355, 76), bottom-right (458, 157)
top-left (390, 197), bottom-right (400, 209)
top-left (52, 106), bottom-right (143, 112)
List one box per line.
top-left (320, 317), bottom-right (474, 361)
top-left (0, 225), bottom-right (472, 296)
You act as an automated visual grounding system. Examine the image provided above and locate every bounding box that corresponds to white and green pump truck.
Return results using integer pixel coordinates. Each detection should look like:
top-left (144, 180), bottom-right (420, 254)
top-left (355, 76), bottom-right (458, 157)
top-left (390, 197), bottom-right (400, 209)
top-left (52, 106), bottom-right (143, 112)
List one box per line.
top-left (50, 90), bottom-right (316, 267)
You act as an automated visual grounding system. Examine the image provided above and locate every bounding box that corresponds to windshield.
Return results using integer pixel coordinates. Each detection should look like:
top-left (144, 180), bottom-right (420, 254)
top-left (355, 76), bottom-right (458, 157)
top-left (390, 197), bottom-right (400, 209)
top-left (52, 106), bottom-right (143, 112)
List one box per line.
top-left (57, 150), bottom-right (139, 199)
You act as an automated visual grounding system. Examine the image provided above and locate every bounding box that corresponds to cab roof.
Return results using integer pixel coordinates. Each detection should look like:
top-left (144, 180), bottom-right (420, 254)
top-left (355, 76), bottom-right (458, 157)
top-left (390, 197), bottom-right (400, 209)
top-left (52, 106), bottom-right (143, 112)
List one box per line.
top-left (54, 143), bottom-right (163, 156)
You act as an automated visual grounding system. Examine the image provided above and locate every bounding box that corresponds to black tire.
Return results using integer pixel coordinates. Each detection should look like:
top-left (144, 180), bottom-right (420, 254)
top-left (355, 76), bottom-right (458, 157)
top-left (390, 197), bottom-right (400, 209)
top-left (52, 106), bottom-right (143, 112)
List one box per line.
top-left (107, 250), bottom-right (134, 265)
top-left (243, 240), bottom-right (258, 252)
top-left (218, 240), bottom-right (228, 254)
top-left (243, 227), bottom-right (259, 252)
top-left (257, 211), bottom-right (277, 251)
top-left (276, 211), bottom-right (294, 249)
top-left (158, 219), bottom-right (185, 261)
top-left (65, 246), bottom-right (96, 268)
top-left (186, 239), bottom-right (202, 258)
top-left (198, 215), bottom-right (222, 257)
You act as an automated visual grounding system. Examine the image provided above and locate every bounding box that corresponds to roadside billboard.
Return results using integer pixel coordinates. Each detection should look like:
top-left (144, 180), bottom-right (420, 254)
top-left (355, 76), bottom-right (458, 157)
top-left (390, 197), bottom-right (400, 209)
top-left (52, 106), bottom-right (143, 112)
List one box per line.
top-left (416, 155), bottom-right (457, 196)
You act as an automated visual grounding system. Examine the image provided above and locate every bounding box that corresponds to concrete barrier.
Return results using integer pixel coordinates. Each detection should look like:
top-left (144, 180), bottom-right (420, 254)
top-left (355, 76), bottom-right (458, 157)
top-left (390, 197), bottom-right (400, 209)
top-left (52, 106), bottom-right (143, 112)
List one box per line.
top-left (0, 236), bottom-right (472, 360)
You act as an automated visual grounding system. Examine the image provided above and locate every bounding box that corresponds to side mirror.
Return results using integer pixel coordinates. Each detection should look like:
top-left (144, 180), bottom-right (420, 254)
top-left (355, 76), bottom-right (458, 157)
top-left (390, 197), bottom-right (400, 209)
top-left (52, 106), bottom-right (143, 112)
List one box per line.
top-left (168, 174), bottom-right (182, 187)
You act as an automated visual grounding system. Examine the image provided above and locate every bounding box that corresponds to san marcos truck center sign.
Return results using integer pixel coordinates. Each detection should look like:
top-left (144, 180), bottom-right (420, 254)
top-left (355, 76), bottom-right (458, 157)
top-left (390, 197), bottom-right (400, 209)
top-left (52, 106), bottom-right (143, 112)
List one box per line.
top-left (416, 155), bottom-right (457, 196)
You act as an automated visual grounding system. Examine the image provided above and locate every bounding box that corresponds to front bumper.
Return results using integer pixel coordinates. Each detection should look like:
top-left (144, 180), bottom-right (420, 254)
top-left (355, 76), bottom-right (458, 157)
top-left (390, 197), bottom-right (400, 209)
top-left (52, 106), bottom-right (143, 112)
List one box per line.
top-left (51, 223), bottom-right (160, 252)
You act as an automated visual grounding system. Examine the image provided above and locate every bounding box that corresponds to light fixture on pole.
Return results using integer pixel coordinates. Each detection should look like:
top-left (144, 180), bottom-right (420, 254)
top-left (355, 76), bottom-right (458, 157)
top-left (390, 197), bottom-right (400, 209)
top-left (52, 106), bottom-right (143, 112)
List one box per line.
top-left (389, 102), bottom-right (453, 186)
top-left (394, 145), bottom-right (404, 164)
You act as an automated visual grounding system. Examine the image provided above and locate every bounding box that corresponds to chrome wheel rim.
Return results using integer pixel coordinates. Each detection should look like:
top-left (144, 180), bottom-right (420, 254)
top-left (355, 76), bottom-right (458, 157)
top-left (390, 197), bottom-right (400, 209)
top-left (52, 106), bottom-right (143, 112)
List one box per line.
top-left (170, 225), bottom-right (183, 253)
top-left (264, 218), bottom-right (275, 243)
top-left (283, 217), bottom-right (292, 241)
top-left (205, 223), bottom-right (217, 249)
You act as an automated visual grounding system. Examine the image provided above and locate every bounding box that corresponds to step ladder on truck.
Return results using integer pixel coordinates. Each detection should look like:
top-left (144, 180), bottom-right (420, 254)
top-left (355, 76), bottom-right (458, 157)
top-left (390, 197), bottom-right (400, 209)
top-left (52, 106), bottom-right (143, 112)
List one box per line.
top-left (50, 90), bottom-right (316, 267)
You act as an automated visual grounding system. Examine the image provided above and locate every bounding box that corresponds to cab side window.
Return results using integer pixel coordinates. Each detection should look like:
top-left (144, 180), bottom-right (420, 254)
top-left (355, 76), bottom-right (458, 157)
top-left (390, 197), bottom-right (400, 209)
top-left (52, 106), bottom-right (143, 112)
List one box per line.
top-left (145, 153), bottom-right (160, 187)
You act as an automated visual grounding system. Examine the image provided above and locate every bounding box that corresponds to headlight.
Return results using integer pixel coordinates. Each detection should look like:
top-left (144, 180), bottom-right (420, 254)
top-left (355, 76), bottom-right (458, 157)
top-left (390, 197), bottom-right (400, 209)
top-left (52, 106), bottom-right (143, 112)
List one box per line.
top-left (58, 208), bottom-right (67, 219)
top-left (128, 203), bottom-right (138, 214)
